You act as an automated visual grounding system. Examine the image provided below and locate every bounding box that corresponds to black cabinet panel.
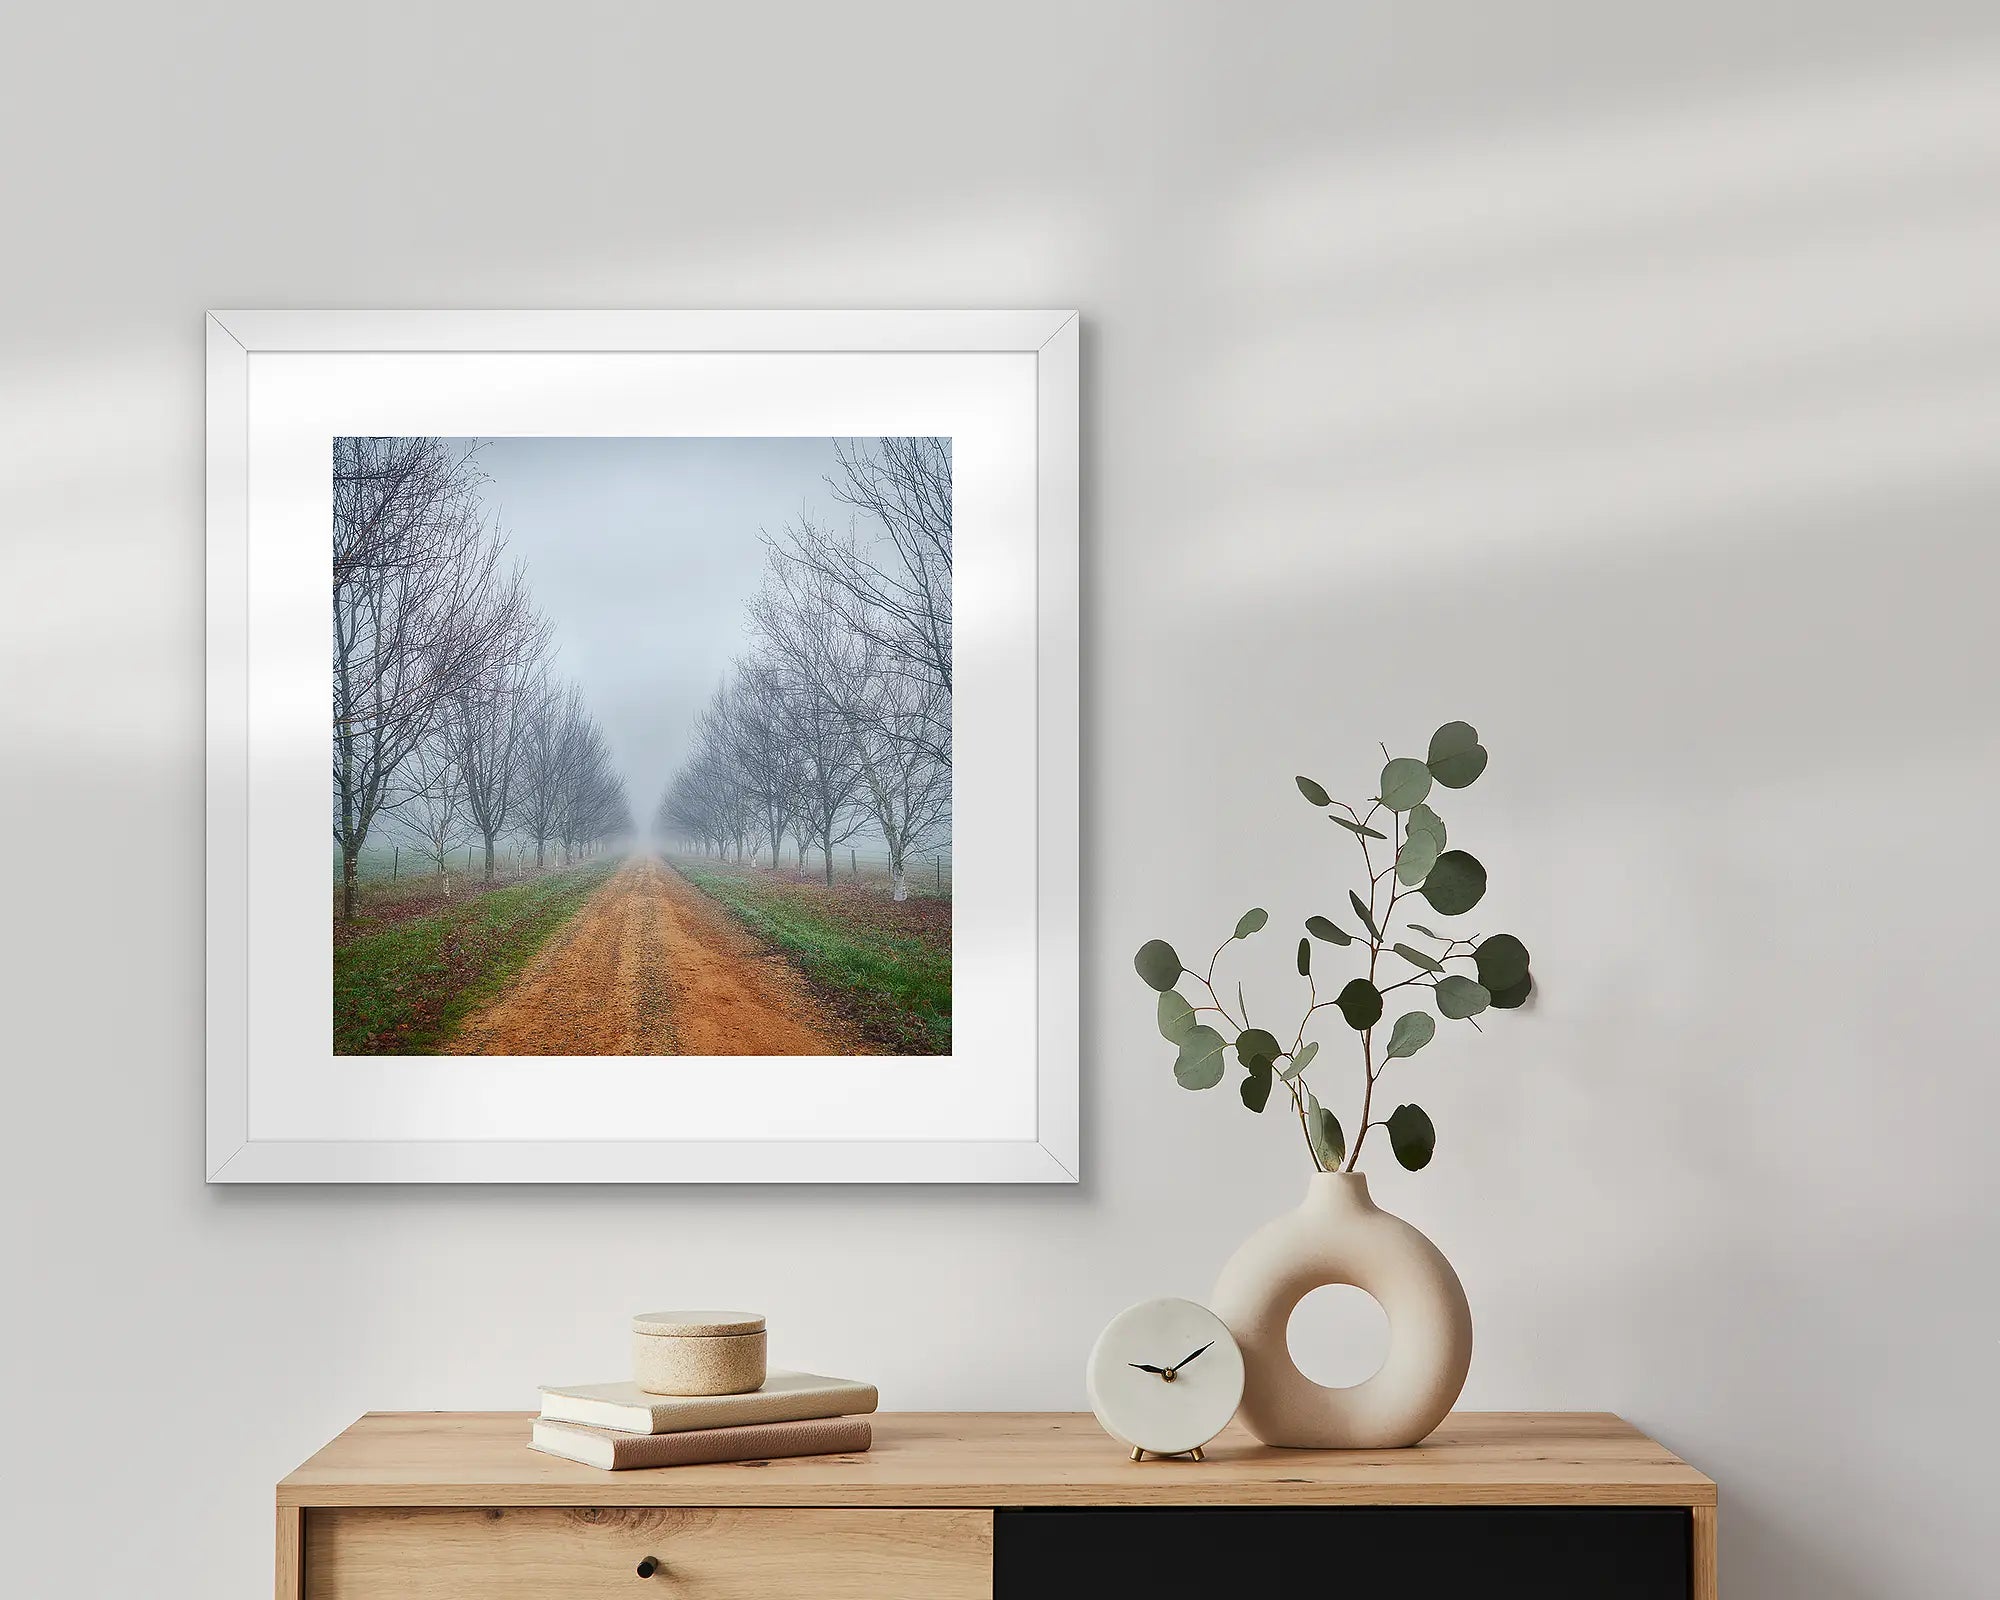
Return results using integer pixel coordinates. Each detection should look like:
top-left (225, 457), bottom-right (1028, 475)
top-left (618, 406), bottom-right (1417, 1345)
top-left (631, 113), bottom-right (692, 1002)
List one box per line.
top-left (997, 1506), bottom-right (1689, 1600)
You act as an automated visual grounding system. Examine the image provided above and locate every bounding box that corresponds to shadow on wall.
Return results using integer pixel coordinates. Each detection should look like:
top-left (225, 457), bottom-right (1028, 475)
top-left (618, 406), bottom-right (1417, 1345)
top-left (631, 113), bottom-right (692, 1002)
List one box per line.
top-left (1097, 48), bottom-right (2000, 1600)
top-left (6, 16), bottom-right (1998, 1600)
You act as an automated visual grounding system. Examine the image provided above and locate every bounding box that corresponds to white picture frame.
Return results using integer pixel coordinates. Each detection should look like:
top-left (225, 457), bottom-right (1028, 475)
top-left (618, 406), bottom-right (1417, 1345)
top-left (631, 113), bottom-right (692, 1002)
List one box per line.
top-left (206, 310), bottom-right (1078, 1183)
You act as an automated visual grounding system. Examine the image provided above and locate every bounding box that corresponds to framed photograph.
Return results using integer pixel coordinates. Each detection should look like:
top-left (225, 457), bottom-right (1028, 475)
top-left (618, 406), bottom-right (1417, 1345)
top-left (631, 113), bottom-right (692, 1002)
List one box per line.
top-left (206, 310), bottom-right (1078, 1183)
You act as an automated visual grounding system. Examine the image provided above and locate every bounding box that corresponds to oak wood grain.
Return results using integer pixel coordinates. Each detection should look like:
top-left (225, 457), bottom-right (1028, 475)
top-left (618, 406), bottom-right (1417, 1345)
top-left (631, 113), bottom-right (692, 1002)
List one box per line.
top-left (279, 1411), bottom-right (1716, 1509)
top-left (276, 1504), bottom-right (302, 1600)
top-left (305, 1506), bottom-right (990, 1600)
top-left (1692, 1503), bottom-right (1719, 1599)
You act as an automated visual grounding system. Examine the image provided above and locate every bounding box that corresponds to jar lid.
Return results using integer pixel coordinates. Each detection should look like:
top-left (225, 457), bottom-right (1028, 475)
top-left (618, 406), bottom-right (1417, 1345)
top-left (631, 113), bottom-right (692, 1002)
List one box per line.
top-left (632, 1310), bottom-right (767, 1338)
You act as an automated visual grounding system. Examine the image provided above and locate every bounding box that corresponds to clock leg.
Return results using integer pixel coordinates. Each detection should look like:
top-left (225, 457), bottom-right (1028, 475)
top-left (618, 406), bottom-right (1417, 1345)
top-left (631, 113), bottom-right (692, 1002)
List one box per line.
top-left (1129, 1446), bottom-right (1144, 1462)
top-left (1190, 1446), bottom-right (1205, 1462)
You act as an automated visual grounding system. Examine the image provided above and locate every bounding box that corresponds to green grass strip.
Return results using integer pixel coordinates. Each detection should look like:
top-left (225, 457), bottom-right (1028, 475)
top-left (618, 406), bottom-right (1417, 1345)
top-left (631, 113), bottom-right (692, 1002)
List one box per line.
top-left (673, 863), bottom-right (951, 1055)
top-left (333, 860), bottom-right (617, 1055)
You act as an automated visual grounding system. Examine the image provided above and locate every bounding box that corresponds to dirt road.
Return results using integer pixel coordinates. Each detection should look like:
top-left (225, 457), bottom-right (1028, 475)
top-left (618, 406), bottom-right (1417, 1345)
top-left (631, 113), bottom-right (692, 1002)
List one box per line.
top-left (446, 855), bottom-right (866, 1055)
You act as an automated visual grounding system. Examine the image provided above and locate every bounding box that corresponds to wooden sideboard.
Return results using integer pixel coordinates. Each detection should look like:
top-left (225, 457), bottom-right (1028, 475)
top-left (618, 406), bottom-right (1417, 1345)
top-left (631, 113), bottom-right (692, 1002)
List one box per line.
top-left (279, 1411), bottom-right (1717, 1599)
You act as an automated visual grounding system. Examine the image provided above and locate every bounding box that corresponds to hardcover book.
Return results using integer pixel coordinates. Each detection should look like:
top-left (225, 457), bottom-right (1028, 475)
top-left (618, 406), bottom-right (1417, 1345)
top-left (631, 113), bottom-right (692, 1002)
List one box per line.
top-left (530, 1415), bottom-right (873, 1471)
top-left (538, 1371), bottom-right (879, 1434)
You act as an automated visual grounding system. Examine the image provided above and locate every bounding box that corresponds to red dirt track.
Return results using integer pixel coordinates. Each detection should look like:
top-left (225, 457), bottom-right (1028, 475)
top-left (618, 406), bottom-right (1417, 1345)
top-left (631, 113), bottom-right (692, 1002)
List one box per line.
top-left (445, 855), bottom-right (867, 1056)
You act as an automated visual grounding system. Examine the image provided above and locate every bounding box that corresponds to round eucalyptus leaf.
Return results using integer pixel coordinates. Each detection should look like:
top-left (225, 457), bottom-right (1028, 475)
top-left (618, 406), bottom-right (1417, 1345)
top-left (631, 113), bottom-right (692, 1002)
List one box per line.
top-left (1307, 1092), bottom-right (1346, 1169)
top-left (1385, 1010), bottom-right (1435, 1058)
top-left (1234, 906), bottom-right (1269, 939)
top-left (1236, 1027), bottom-right (1283, 1071)
top-left (1489, 972), bottom-right (1534, 1010)
top-left (1396, 829), bottom-right (1440, 885)
top-left (1436, 974), bottom-right (1491, 1019)
top-left (1335, 978), bottom-right (1384, 1031)
top-left (1156, 989), bottom-right (1197, 1042)
top-left (1427, 721), bottom-right (1488, 788)
top-left (1391, 942), bottom-right (1443, 974)
top-left (1317, 1106), bottom-right (1346, 1168)
top-left (1348, 890), bottom-right (1382, 941)
top-left (1134, 939), bottom-right (1182, 991)
top-left (1239, 1066), bottom-right (1273, 1113)
top-left (1296, 775), bottom-right (1331, 807)
top-left (1419, 851), bottom-right (1487, 916)
top-left (1378, 757), bottom-right (1433, 812)
top-left (1282, 1039), bottom-right (1319, 1080)
top-left (1474, 933), bottom-right (1530, 992)
top-left (1305, 915), bottom-right (1353, 946)
top-left (1331, 814), bottom-right (1388, 840)
top-left (1297, 937), bottom-right (1311, 976)
top-left (1407, 802), bottom-right (1446, 851)
top-left (1387, 1102), bottom-right (1436, 1170)
top-left (1173, 1025), bottom-right (1227, 1089)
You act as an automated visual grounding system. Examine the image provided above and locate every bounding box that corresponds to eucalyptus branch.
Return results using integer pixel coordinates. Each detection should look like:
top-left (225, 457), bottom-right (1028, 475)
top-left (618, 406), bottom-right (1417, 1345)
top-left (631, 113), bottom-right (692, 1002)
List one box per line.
top-left (1202, 935), bottom-right (1232, 990)
top-left (1188, 970), bottom-right (1245, 1035)
top-left (1136, 722), bottom-right (1530, 1180)
top-left (1288, 973), bottom-right (1319, 1055)
top-left (1346, 809), bottom-right (1404, 1172)
top-left (1284, 1075), bottom-right (1323, 1172)
top-left (1347, 1027), bottom-right (1379, 1170)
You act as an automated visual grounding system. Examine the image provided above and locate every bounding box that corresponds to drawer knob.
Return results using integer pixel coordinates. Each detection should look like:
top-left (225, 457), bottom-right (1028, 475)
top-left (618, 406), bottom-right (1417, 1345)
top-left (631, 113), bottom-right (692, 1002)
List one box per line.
top-left (636, 1556), bottom-right (661, 1579)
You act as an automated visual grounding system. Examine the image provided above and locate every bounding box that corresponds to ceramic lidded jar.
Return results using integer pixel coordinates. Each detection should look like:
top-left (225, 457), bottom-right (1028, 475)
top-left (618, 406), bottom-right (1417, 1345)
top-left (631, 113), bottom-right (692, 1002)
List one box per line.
top-left (1210, 1172), bottom-right (1471, 1448)
top-left (631, 1310), bottom-right (768, 1396)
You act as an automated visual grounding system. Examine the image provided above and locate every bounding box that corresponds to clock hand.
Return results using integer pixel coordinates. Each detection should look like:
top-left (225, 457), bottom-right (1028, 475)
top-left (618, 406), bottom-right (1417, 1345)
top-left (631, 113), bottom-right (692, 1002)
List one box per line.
top-left (1171, 1341), bottom-right (1215, 1372)
top-left (1127, 1362), bottom-right (1169, 1374)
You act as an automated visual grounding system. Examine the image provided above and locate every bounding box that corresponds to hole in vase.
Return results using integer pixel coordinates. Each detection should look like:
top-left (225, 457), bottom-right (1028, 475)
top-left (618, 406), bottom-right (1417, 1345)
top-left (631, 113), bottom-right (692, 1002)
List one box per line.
top-left (1286, 1283), bottom-right (1389, 1388)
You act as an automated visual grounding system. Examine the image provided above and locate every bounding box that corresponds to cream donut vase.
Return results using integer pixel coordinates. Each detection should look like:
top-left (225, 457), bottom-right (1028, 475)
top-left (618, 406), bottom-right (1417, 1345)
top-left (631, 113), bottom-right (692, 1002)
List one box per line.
top-left (1210, 1171), bottom-right (1472, 1448)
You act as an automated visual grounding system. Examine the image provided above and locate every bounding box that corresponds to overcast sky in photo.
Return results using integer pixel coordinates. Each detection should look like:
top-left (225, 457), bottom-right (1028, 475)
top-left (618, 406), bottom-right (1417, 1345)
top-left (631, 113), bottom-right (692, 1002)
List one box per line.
top-left (445, 435), bottom-right (863, 821)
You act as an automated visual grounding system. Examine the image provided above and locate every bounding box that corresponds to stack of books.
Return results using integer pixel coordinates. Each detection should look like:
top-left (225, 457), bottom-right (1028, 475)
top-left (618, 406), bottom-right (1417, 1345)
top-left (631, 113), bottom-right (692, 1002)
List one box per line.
top-left (531, 1370), bottom-right (879, 1471)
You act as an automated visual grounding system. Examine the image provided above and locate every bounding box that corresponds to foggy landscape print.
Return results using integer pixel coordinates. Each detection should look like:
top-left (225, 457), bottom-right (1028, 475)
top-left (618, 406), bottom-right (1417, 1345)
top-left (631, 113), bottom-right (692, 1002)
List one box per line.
top-left (332, 436), bottom-right (951, 1057)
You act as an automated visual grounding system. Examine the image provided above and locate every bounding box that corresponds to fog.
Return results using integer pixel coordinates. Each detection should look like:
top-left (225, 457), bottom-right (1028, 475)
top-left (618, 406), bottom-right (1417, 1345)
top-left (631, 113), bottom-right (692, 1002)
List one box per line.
top-left (450, 435), bottom-right (868, 830)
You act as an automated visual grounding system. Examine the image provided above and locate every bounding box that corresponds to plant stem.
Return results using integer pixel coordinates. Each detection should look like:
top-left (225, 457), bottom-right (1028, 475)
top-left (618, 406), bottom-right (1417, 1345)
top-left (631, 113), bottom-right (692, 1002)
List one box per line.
top-left (1346, 1029), bottom-right (1377, 1172)
top-left (1287, 1076), bottom-right (1323, 1172)
top-left (1283, 974), bottom-right (1330, 1171)
top-left (1345, 807), bottom-right (1408, 1172)
top-left (1192, 936), bottom-right (1246, 1032)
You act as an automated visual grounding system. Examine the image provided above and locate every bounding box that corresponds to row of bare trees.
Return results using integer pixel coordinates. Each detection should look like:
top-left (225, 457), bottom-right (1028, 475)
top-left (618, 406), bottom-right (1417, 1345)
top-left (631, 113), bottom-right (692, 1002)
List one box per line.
top-left (333, 437), bottom-right (631, 918)
top-left (656, 438), bottom-right (952, 900)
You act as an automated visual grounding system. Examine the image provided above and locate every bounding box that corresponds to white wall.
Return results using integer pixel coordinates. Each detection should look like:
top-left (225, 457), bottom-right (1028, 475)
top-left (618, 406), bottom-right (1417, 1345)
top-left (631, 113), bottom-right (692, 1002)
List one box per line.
top-left (3, 3), bottom-right (1996, 1594)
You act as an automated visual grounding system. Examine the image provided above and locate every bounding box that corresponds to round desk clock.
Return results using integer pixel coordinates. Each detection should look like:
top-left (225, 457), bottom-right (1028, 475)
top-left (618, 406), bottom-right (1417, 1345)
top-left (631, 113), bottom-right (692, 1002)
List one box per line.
top-left (1086, 1297), bottom-right (1245, 1461)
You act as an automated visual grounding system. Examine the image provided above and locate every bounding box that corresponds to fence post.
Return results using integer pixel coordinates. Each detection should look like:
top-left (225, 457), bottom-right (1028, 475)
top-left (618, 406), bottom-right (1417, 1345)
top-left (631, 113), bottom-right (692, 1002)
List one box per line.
top-left (850, 847), bottom-right (857, 879)
top-left (934, 856), bottom-right (942, 893)
top-left (392, 845), bottom-right (399, 881)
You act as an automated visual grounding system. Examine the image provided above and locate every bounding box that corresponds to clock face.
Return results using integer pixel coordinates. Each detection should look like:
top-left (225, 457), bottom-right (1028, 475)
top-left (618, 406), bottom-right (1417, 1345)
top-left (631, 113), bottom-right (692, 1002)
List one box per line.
top-left (1087, 1297), bottom-right (1245, 1456)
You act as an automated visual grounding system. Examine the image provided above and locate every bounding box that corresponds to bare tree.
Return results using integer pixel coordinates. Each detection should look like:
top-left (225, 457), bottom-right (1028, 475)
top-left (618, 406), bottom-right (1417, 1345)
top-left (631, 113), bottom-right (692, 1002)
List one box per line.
top-left (518, 671), bottom-right (580, 870)
top-left (762, 437), bottom-right (953, 767)
top-left (393, 735), bottom-right (471, 894)
top-left (688, 681), bottom-right (760, 862)
top-left (851, 660), bottom-right (951, 901)
top-left (720, 662), bottom-right (798, 869)
top-left (654, 438), bottom-right (952, 892)
top-left (444, 569), bottom-right (551, 882)
top-left (553, 701), bottom-right (631, 862)
top-left (658, 679), bottom-right (770, 863)
top-left (657, 772), bottom-right (711, 856)
top-left (331, 437), bottom-right (502, 920)
top-left (749, 566), bottom-right (866, 885)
